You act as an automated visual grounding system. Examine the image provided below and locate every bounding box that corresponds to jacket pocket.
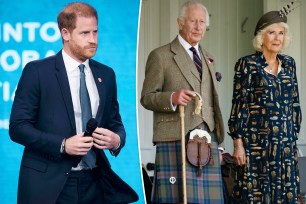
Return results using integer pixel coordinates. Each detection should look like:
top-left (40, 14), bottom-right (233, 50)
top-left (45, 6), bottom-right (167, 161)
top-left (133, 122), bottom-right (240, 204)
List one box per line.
top-left (21, 156), bottom-right (48, 173)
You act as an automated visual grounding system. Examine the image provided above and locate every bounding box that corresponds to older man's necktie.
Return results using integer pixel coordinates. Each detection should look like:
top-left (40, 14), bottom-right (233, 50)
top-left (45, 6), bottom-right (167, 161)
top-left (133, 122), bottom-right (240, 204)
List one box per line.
top-left (79, 64), bottom-right (96, 169)
top-left (189, 47), bottom-right (202, 79)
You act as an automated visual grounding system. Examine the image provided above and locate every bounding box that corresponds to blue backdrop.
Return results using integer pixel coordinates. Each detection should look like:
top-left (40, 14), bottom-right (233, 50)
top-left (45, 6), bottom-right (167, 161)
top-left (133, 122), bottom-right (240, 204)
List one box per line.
top-left (0, 0), bottom-right (144, 203)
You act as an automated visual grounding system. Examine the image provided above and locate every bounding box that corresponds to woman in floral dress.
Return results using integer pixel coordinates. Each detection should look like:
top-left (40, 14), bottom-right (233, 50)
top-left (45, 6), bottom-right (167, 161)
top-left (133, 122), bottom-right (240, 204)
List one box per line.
top-left (228, 10), bottom-right (302, 203)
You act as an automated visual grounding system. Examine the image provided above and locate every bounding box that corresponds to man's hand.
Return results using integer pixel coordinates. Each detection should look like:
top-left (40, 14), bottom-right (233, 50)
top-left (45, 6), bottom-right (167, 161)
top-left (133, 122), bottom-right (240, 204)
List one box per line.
top-left (233, 138), bottom-right (246, 166)
top-left (65, 133), bottom-right (94, 156)
top-left (219, 150), bottom-right (223, 164)
top-left (92, 128), bottom-right (121, 150)
top-left (172, 89), bottom-right (196, 106)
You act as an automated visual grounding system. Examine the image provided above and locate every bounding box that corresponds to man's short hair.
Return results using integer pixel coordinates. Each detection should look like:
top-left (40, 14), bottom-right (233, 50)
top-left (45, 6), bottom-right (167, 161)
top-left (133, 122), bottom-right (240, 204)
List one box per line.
top-left (178, 0), bottom-right (210, 27)
top-left (57, 2), bottom-right (98, 32)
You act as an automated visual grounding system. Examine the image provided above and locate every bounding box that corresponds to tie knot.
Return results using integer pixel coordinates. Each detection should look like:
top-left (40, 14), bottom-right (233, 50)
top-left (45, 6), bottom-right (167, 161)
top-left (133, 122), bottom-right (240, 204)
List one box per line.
top-left (79, 64), bottom-right (85, 73)
top-left (189, 47), bottom-right (197, 53)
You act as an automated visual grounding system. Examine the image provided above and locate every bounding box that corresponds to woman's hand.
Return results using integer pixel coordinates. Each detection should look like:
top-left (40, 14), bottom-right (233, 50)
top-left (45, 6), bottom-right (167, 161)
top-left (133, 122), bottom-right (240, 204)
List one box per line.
top-left (233, 138), bottom-right (246, 166)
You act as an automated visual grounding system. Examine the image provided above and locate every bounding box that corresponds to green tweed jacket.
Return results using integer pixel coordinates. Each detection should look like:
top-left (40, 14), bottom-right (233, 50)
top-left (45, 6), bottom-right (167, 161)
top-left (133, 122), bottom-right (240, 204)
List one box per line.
top-left (140, 37), bottom-right (224, 145)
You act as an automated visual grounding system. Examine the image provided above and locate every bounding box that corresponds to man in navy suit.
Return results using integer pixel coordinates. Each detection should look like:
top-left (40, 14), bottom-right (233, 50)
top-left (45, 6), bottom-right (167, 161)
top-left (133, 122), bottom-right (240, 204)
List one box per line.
top-left (9, 2), bottom-right (138, 204)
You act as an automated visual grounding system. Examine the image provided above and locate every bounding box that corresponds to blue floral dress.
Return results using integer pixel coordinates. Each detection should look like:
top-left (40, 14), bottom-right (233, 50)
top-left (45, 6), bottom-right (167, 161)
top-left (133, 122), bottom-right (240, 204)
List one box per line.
top-left (228, 52), bottom-right (302, 203)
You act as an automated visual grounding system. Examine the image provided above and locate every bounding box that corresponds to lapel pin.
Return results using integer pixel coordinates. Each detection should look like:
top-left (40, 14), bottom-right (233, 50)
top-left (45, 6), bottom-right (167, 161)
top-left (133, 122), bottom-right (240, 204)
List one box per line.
top-left (98, 78), bottom-right (102, 83)
top-left (207, 57), bottom-right (214, 64)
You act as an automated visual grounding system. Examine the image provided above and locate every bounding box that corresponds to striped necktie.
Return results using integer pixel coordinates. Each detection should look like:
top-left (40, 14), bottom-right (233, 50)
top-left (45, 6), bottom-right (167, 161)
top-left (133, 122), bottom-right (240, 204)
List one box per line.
top-left (189, 47), bottom-right (202, 79)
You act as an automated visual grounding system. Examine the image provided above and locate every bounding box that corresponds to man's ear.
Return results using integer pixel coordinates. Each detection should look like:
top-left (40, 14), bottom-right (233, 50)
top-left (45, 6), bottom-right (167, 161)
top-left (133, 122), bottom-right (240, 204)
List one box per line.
top-left (61, 28), bottom-right (70, 41)
top-left (177, 18), bottom-right (183, 30)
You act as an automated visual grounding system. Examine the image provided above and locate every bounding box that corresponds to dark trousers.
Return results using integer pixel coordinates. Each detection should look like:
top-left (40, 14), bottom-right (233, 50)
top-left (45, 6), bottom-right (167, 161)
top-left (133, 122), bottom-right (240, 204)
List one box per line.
top-left (56, 169), bottom-right (104, 204)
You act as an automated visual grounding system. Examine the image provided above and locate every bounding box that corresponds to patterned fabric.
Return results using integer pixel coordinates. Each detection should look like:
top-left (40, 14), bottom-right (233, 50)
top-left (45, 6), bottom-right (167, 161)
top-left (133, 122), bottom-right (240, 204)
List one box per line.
top-left (228, 52), bottom-right (302, 203)
top-left (151, 141), bottom-right (224, 204)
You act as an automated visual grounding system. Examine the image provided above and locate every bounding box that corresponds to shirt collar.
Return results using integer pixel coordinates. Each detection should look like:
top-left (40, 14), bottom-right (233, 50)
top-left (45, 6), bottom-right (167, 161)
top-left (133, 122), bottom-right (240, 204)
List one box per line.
top-left (178, 34), bottom-right (200, 52)
top-left (256, 52), bottom-right (283, 73)
top-left (62, 49), bottom-right (90, 73)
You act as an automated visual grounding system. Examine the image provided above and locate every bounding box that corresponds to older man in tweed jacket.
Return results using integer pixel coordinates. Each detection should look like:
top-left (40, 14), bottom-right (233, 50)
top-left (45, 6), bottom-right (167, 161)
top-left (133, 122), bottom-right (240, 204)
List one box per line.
top-left (140, 1), bottom-right (225, 203)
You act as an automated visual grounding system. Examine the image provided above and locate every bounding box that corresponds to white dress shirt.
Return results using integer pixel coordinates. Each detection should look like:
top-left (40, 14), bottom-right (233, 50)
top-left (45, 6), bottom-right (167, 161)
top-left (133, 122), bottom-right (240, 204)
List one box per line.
top-left (62, 50), bottom-right (99, 134)
top-left (178, 34), bottom-right (201, 60)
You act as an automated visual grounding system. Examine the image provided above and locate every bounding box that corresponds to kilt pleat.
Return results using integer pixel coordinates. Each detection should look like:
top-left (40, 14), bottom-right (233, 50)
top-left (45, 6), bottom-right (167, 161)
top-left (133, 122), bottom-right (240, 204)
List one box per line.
top-left (151, 141), bottom-right (224, 204)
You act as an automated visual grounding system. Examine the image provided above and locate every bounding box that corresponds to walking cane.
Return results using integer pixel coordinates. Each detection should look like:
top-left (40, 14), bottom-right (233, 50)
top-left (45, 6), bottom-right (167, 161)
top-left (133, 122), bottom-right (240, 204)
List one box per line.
top-left (179, 105), bottom-right (187, 204)
top-left (179, 92), bottom-right (202, 204)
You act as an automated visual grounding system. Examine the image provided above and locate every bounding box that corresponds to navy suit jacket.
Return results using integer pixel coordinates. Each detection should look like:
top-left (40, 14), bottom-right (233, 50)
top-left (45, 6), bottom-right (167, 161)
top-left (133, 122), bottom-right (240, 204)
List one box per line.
top-left (9, 51), bottom-right (138, 204)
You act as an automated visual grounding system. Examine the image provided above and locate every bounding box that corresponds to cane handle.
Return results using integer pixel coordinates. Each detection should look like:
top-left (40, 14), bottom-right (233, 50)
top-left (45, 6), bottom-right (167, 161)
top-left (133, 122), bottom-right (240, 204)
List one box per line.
top-left (193, 92), bottom-right (202, 115)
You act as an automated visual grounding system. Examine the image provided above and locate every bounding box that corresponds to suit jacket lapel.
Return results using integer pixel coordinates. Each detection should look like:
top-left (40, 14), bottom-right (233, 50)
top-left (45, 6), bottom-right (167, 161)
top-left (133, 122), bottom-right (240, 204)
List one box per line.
top-left (54, 53), bottom-right (106, 133)
top-left (89, 60), bottom-right (106, 125)
top-left (55, 51), bottom-right (76, 133)
top-left (171, 37), bottom-right (197, 90)
top-left (199, 47), bottom-right (218, 92)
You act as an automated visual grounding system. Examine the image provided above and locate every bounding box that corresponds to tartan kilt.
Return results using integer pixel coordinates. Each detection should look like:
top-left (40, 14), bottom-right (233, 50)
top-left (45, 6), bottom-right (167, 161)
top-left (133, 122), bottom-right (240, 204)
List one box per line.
top-left (151, 141), bottom-right (224, 204)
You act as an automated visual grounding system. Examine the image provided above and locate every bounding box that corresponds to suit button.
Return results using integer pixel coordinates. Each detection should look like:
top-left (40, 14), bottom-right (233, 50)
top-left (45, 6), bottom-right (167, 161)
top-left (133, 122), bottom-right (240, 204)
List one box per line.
top-left (64, 172), bottom-right (69, 176)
